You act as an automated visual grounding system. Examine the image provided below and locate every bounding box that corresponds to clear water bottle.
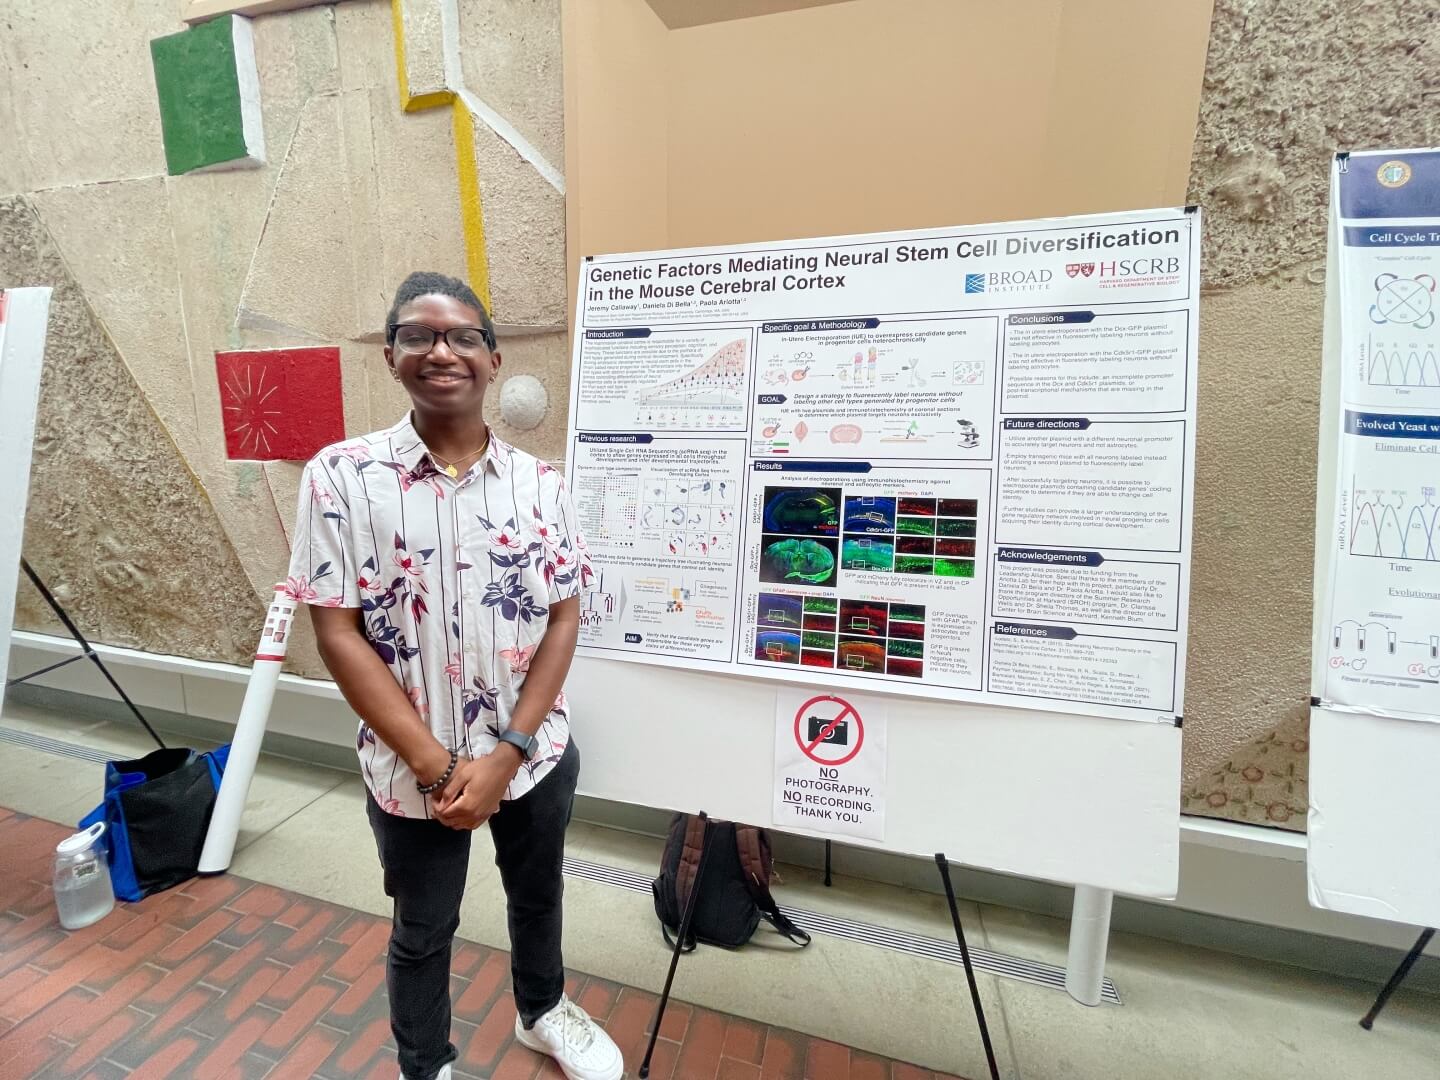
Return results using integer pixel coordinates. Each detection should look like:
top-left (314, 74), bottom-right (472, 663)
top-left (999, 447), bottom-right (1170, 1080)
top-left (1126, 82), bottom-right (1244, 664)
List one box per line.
top-left (53, 822), bottom-right (115, 930)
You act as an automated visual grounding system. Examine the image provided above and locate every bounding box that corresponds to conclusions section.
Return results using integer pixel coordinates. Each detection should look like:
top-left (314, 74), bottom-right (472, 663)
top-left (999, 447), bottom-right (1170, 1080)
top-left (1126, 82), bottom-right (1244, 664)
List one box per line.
top-left (1001, 310), bottom-right (1189, 414)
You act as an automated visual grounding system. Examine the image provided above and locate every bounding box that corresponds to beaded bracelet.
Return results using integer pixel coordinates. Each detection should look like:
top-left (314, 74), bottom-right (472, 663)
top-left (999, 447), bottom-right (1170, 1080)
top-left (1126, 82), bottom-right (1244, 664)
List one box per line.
top-left (416, 748), bottom-right (459, 795)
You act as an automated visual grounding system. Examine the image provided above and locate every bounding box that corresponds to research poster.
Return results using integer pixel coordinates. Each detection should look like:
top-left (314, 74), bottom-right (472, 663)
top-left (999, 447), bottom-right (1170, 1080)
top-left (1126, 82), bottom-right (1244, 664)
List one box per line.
top-left (1318, 148), bottom-right (1440, 721)
top-left (566, 208), bottom-right (1201, 723)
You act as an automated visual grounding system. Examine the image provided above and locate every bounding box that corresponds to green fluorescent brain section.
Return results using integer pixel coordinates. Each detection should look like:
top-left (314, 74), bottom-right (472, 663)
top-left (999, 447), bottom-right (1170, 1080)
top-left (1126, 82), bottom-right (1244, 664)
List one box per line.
top-left (760, 536), bottom-right (838, 587)
top-left (150, 15), bottom-right (266, 175)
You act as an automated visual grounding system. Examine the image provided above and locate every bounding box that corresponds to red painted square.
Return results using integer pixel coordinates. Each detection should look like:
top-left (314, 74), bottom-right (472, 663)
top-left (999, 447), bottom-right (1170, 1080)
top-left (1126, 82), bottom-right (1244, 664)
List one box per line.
top-left (216, 348), bottom-right (345, 461)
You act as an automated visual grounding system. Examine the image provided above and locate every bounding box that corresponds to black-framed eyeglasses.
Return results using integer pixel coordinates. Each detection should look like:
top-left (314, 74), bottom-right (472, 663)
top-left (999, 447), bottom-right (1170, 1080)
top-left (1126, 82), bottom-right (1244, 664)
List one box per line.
top-left (389, 323), bottom-right (496, 357)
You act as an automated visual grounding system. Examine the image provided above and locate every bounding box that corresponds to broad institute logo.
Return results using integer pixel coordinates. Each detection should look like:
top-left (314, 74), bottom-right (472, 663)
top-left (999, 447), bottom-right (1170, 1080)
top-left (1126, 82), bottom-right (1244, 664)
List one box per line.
top-left (964, 273), bottom-right (986, 294)
top-left (1066, 263), bottom-right (1095, 278)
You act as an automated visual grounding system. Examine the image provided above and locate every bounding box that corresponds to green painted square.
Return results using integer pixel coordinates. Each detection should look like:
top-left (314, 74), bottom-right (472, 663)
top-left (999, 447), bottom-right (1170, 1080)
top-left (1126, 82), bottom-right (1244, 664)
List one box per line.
top-left (150, 16), bottom-right (255, 175)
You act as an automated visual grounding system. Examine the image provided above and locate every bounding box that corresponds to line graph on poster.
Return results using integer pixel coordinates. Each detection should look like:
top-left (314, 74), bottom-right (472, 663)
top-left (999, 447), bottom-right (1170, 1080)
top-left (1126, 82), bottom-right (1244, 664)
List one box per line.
top-left (1366, 334), bottom-right (1440, 388)
top-left (1329, 618), bottom-right (1440, 682)
top-left (631, 337), bottom-right (748, 429)
top-left (1348, 482), bottom-right (1440, 560)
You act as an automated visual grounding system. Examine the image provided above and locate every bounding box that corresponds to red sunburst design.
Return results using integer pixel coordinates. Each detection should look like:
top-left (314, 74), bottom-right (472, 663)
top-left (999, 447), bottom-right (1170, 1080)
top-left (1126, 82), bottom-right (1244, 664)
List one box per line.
top-left (216, 347), bottom-right (345, 461)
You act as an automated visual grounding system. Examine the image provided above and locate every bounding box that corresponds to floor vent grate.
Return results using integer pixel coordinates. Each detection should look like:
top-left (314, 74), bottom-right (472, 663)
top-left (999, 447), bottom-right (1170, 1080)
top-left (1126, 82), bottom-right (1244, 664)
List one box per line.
top-left (563, 855), bottom-right (1122, 1004)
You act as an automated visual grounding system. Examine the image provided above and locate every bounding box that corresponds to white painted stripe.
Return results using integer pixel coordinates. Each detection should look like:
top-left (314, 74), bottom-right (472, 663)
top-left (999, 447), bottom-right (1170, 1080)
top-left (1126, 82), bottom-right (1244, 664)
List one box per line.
top-left (455, 87), bottom-right (565, 194)
top-left (434, 0), bottom-right (565, 193)
top-left (231, 15), bottom-right (267, 165)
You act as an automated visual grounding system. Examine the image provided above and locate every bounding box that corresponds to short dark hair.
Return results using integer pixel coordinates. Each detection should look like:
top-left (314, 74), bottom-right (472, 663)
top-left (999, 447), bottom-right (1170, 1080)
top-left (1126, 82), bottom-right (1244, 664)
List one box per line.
top-left (385, 271), bottom-right (495, 348)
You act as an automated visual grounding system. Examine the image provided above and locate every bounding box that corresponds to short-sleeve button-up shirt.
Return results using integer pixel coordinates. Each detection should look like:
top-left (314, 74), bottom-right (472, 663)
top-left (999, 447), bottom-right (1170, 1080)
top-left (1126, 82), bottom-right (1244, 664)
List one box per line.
top-left (286, 415), bottom-right (593, 818)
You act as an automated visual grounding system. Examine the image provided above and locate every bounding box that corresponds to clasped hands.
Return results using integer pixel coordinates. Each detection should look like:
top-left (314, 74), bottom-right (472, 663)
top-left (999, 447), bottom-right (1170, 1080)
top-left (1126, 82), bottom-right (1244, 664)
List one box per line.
top-left (431, 750), bottom-right (517, 830)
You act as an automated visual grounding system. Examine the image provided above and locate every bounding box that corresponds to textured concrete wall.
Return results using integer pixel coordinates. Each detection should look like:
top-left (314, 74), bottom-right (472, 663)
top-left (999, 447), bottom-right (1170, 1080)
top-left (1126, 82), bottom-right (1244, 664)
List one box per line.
top-left (3, 0), bottom-right (1436, 827)
top-left (1180, 0), bottom-right (1439, 827)
top-left (2, 0), bottom-right (569, 680)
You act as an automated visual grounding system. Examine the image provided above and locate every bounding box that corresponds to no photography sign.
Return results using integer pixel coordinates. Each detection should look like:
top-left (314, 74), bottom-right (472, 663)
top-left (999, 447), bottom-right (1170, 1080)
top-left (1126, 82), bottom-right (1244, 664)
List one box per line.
top-left (774, 690), bottom-right (886, 841)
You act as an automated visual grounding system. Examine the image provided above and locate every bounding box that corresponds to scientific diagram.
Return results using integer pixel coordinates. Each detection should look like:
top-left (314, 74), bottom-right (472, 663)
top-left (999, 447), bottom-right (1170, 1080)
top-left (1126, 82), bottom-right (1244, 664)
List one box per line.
top-left (1367, 334), bottom-right (1440, 387)
top-left (1369, 273), bottom-right (1436, 329)
top-left (633, 338), bottom-right (748, 429)
top-left (750, 319), bottom-right (999, 460)
top-left (839, 495), bottom-right (978, 578)
top-left (754, 593), bottom-right (925, 678)
top-left (1349, 483), bottom-right (1440, 561)
top-left (580, 571), bottom-right (625, 629)
top-left (757, 486), bottom-right (842, 588)
top-left (582, 472), bottom-right (641, 547)
top-left (641, 475), bottom-right (737, 560)
top-left (1329, 617), bottom-right (1440, 683)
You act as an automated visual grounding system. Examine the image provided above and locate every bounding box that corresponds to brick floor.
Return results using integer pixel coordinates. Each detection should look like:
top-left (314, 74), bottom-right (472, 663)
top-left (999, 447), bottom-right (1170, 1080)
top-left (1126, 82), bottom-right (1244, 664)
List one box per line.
top-left (0, 810), bottom-right (966, 1079)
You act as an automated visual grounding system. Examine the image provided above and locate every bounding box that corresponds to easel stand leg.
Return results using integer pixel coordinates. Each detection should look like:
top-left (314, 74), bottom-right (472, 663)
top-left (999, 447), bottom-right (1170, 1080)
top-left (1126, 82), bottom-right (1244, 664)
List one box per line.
top-left (1065, 885), bottom-right (1113, 1007)
top-left (640, 813), bottom-right (713, 1079)
top-left (935, 854), bottom-right (1001, 1080)
top-left (11, 559), bottom-right (165, 749)
top-left (1361, 927), bottom-right (1435, 1030)
top-left (824, 839), bottom-right (832, 887)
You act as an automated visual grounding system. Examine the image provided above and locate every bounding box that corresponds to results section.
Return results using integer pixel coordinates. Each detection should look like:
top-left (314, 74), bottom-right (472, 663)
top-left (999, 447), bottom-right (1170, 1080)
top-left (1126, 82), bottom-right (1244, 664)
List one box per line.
top-left (738, 463), bottom-right (988, 695)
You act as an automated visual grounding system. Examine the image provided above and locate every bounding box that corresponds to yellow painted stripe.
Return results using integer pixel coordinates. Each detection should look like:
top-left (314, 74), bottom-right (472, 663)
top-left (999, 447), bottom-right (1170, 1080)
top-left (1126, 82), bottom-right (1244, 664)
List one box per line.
top-left (450, 98), bottom-right (492, 312)
top-left (404, 89), bottom-right (454, 113)
top-left (389, 0), bottom-right (490, 309)
top-left (390, 0), bottom-right (412, 107)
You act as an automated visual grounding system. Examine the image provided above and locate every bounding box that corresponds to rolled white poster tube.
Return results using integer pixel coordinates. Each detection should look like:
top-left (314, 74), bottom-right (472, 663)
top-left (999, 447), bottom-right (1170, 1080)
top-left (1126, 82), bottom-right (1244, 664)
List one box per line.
top-left (199, 587), bottom-right (297, 874)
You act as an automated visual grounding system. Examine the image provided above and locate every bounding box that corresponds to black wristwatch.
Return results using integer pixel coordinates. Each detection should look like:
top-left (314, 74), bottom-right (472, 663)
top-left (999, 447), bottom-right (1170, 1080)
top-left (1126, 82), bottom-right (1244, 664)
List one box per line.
top-left (497, 729), bottom-right (540, 761)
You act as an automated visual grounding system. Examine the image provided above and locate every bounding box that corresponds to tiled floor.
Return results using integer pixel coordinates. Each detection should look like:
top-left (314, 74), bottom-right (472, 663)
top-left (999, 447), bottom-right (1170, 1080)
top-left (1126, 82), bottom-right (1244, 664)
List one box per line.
top-left (3, 699), bottom-right (1439, 1080)
top-left (0, 811), bottom-right (964, 1080)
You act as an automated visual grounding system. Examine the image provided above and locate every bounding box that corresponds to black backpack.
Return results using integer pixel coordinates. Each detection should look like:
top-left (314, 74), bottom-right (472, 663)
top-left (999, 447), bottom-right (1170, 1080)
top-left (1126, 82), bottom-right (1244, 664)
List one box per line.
top-left (652, 814), bottom-right (811, 951)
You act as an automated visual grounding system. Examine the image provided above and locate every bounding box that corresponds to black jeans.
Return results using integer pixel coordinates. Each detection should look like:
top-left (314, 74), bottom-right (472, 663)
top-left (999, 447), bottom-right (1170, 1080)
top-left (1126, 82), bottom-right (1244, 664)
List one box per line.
top-left (366, 740), bottom-right (579, 1080)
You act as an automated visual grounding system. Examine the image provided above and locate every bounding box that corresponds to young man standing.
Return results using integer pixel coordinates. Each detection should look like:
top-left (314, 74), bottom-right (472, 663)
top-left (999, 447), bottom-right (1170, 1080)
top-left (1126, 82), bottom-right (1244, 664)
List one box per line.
top-left (287, 272), bottom-right (623, 1080)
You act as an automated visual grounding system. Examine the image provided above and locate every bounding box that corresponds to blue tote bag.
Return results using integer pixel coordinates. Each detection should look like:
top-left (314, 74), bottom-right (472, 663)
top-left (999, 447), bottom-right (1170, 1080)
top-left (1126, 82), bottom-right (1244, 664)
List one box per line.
top-left (79, 745), bottom-right (231, 902)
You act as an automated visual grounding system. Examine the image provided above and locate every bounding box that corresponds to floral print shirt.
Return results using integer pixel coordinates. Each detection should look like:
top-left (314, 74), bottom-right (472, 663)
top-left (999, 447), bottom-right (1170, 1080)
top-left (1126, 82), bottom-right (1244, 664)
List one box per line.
top-left (286, 414), bottom-right (593, 817)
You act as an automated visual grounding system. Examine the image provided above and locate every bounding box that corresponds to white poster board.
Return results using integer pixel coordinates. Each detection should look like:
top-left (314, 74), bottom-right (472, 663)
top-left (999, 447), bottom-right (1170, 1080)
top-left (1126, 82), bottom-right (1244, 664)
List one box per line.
top-left (565, 208), bottom-right (1201, 726)
top-left (1310, 148), bottom-right (1440, 928)
top-left (0, 288), bottom-right (52, 708)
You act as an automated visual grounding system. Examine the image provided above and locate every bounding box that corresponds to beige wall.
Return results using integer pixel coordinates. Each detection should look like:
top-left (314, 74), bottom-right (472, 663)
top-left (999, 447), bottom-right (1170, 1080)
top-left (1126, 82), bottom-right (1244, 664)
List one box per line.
top-left (1178, 0), bottom-right (1440, 827)
top-left (3, 0), bottom-right (569, 678)
top-left (6, 0), bottom-right (1437, 828)
top-left (565, 0), bottom-right (1213, 283)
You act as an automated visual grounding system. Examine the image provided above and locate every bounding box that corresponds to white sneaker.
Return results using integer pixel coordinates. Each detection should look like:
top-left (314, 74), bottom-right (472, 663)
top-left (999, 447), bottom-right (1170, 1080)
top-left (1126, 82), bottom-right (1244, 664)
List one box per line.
top-left (515, 996), bottom-right (624, 1080)
top-left (399, 1066), bottom-right (452, 1080)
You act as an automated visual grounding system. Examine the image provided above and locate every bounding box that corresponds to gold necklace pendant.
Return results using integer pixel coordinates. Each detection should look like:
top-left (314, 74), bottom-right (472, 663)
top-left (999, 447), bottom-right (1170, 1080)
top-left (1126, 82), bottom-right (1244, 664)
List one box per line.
top-left (429, 436), bottom-right (488, 480)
